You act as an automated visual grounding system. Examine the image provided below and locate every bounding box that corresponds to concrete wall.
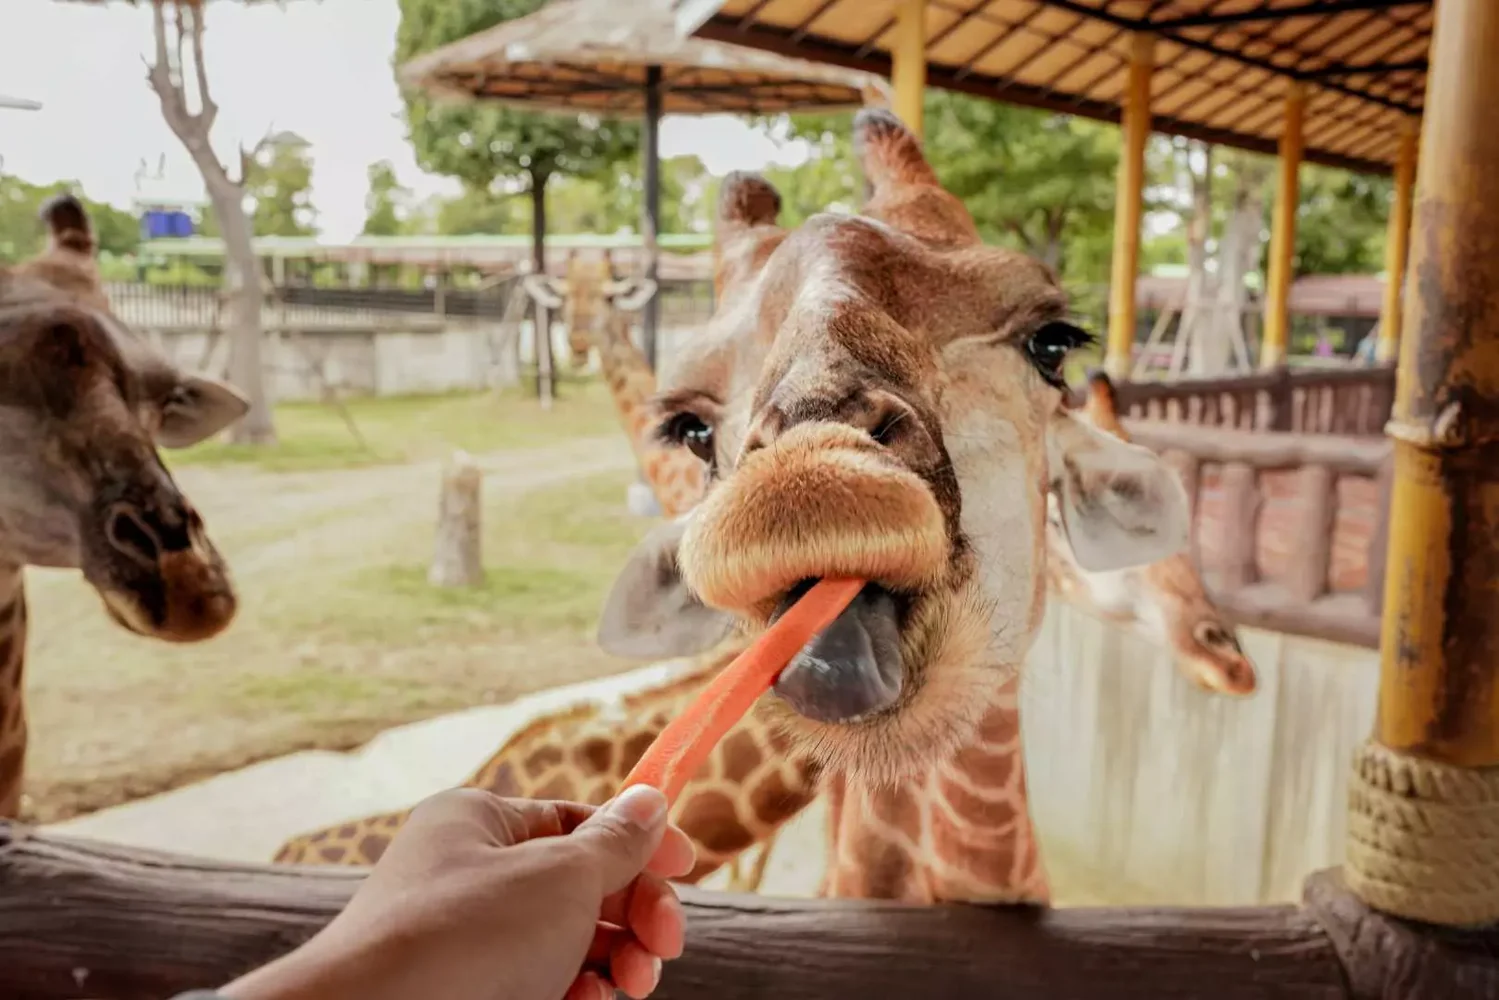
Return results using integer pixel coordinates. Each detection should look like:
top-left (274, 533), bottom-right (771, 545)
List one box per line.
top-left (1022, 601), bottom-right (1378, 906)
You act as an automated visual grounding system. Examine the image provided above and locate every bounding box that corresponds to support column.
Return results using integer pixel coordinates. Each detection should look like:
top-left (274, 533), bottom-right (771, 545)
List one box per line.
top-left (1374, 122), bottom-right (1419, 365)
top-left (1104, 33), bottom-right (1153, 380)
top-left (642, 64), bottom-right (663, 372)
top-left (1260, 82), bottom-right (1305, 370)
top-left (891, 0), bottom-right (926, 140)
top-left (1345, 0), bottom-right (1499, 929)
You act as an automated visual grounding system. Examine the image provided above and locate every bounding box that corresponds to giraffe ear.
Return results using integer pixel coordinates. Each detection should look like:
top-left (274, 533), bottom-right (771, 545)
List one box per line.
top-left (1046, 411), bottom-right (1189, 572)
top-left (607, 278), bottom-right (657, 313)
top-left (598, 514), bottom-right (736, 660)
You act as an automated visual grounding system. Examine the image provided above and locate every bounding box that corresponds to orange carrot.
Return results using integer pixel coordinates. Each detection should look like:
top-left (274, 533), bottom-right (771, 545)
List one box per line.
top-left (622, 577), bottom-right (865, 805)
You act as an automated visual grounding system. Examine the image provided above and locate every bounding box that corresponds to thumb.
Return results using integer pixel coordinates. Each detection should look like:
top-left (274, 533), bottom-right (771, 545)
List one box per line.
top-left (573, 784), bottom-right (669, 894)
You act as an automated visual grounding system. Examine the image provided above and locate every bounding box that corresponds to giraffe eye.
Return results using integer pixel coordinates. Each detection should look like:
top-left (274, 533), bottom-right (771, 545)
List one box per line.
top-left (658, 412), bottom-right (715, 463)
top-left (1023, 321), bottom-right (1094, 388)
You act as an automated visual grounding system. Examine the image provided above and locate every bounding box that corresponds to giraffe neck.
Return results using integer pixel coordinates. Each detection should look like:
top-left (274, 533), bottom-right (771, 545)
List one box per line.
top-left (822, 673), bottom-right (1046, 904)
top-left (0, 566), bottom-right (29, 819)
top-left (594, 312), bottom-right (704, 518)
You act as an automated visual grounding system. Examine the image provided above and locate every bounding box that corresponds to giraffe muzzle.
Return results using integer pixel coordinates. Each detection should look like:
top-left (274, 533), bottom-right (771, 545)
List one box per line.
top-left (771, 581), bottom-right (904, 724)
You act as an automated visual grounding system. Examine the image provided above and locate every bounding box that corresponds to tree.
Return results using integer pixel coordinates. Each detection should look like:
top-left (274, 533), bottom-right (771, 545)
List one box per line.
top-left (0, 176), bottom-right (138, 262)
top-left (247, 140), bottom-right (317, 237)
top-left (362, 160), bottom-right (412, 236)
top-left (396, 0), bottom-right (640, 399)
top-left (106, 0), bottom-right (294, 445)
top-left (1290, 165), bottom-right (1390, 277)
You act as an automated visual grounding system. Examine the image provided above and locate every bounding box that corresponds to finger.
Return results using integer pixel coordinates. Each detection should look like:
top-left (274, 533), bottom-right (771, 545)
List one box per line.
top-left (402, 789), bottom-right (599, 849)
top-left (610, 937), bottom-right (663, 1000)
top-left (647, 823), bottom-right (697, 880)
top-left (586, 923), bottom-right (627, 964)
top-left (572, 786), bottom-right (669, 894)
top-left (564, 970), bottom-right (613, 1000)
top-left (628, 874), bottom-right (685, 960)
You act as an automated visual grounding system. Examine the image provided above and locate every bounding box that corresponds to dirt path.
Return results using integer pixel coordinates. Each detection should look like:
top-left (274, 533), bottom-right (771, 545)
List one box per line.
top-left (21, 436), bottom-right (640, 822)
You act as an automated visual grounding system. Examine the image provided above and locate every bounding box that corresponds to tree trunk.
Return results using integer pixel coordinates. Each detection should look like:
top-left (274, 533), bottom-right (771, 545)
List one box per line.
top-left (1180, 143), bottom-right (1214, 375)
top-left (1205, 154), bottom-right (1269, 376)
top-left (428, 451), bottom-right (484, 588)
top-left (530, 171), bottom-right (554, 408)
top-left (204, 173), bottom-right (275, 444)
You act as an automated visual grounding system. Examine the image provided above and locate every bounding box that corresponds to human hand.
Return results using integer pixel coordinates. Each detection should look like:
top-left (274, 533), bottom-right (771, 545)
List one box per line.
top-left (221, 786), bottom-right (696, 1000)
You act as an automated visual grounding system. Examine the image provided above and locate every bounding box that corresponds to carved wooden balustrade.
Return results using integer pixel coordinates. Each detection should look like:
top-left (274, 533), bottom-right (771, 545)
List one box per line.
top-left (1104, 364), bottom-right (1396, 436)
top-left (1122, 420), bottom-right (1391, 649)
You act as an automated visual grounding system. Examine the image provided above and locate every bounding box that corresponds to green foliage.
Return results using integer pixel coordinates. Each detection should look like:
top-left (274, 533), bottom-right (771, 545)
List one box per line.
top-left (1293, 165), bottom-right (1391, 276)
top-left (248, 142), bottom-right (318, 237)
top-left (362, 160), bottom-right (412, 236)
top-left (395, 0), bottom-right (640, 242)
top-left (0, 175), bottom-right (139, 263)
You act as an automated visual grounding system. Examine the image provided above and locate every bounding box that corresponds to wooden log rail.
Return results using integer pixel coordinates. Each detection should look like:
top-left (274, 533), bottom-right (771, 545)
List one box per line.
top-left (1094, 365), bottom-right (1397, 436)
top-left (1, 825), bottom-right (1494, 1000)
top-left (1122, 420), bottom-right (1392, 648)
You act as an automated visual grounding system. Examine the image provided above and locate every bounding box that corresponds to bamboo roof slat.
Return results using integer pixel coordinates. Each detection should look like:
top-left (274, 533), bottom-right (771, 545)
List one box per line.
top-left (680, 0), bottom-right (1435, 173)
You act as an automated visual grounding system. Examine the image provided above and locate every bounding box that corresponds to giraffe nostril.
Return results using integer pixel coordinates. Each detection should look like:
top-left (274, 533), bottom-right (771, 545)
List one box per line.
top-left (106, 505), bottom-right (162, 568)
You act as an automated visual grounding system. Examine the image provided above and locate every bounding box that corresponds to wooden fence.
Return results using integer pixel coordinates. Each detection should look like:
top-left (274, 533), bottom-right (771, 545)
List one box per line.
top-left (1, 825), bottom-right (1487, 1000)
top-left (1096, 365), bottom-right (1396, 436)
top-left (1123, 420), bottom-right (1390, 649)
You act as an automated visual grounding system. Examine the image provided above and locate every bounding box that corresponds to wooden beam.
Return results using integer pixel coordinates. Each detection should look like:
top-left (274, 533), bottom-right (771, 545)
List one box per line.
top-left (1261, 83), bottom-right (1307, 370)
top-left (1105, 33), bottom-right (1153, 379)
top-left (1374, 121), bottom-right (1418, 364)
top-left (1145, 0), bottom-right (1413, 32)
top-left (4, 827), bottom-right (1495, 1000)
top-left (891, 0), bottom-right (926, 140)
top-left (1377, 0), bottom-right (1499, 768)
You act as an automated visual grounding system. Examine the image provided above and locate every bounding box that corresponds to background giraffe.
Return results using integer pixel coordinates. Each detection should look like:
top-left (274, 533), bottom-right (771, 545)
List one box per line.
top-left (0, 194), bottom-right (247, 818)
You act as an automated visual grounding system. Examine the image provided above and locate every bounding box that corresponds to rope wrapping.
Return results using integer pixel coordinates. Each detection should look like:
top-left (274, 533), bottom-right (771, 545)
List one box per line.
top-left (1344, 739), bottom-right (1499, 927)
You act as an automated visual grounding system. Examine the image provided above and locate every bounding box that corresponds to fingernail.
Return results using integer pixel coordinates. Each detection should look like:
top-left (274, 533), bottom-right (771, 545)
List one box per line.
top-left (650, 955), bottom-right (663, 991)
top-left (609, 785), bottom-right (667, 829)
top-left (595, 976), bottom-right (614, 1000)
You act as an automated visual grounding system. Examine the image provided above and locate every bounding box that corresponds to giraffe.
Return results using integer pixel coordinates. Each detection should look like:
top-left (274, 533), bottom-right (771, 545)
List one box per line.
top-left (0, 193), bottom-right (248, 818)
top-left (272, 176), bottom-right (1257, 886)
top-left (585, 108), bottom-right (1194, 904)
top-left (524, 250), bottom-right (654, 372)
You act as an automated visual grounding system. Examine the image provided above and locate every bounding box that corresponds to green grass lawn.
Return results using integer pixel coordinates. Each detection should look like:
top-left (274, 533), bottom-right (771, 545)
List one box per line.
top-left (168, 380), bottom-right (622, 472)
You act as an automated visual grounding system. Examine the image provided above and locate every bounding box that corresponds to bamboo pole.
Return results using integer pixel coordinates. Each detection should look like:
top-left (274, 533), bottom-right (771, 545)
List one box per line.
top-left (1374, 123), bottom-right (1418, 365)
top-left (891, 0), bottom-right (926, 140)
top-left (1347, 0), bottom-right (1499, 929)
top-left (1104, 33), bottom-right (1153, 380)
top-left (1260, 83), bottom-right (1305, 370)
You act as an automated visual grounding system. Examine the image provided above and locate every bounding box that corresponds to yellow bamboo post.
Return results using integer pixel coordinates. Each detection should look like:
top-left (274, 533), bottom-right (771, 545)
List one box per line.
top-left (1344, 0), bottom-right (1499, 929)
top-left (891, 0), bottom-right (926, 141)
top-left (1374, 123), bottom-right (1420, 364)
top-left (1104, 33), bottom-right (1153, 380)
top-left (1260, 82), bottom-right (1305, 370)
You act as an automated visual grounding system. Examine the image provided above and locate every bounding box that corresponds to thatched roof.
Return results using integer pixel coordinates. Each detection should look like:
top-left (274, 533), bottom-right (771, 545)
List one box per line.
top-left (401, 0), bottom-right (886, 116)
top-left (681, 0), bottom-right (1431, 174)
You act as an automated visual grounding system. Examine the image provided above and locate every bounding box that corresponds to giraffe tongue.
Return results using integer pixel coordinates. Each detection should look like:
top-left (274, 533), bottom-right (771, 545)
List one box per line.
top-left (771, 582), bottom-right (903, 724)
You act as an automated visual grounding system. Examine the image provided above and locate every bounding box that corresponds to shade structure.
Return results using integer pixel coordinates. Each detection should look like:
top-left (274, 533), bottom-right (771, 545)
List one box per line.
top-left (677, 0), bottom-right (1431, 175)
top-left (400, 0), bottom-right (885, 372)
top-left (0, 95), bottom-right (41, 111)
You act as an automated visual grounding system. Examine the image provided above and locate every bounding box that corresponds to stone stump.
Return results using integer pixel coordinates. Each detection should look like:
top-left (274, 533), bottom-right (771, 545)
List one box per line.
top-left (429, 450), bottom-right (484, 587)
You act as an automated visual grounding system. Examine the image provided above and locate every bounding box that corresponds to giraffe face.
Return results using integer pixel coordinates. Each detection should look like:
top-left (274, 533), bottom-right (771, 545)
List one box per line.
top-left (600, 111), bottom-right (1188, 782)
top-left (0, 195), bottom-right (242, 642)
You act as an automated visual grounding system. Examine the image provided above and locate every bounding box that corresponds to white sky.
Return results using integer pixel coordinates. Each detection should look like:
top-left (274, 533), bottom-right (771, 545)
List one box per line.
top-left (0, 0), bottom-right (802, 240)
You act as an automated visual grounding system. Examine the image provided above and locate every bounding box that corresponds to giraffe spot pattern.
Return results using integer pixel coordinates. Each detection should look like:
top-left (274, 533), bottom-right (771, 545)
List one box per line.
top-left (0, 637), bottom-right (14, 673)
top-left (0, 744), bottom-right (23, 785)
top-left (868, 782), bottom-right (924, 842)
top-left (357, 834), bottom-right (391, 864)
top-left (574, 737), bottom-right (614, 776)
top-left (583, 780), bottom-right (613, 806)
top-left (621, 731), bottom-right (655, 770)
top-left (718, 729), bottom-right (762, 784)
top-left (675, 789), bottom-right (754, 854)
top-left (533, 775), bottom-right (575, 801)
top-left (747, 769), bottom-right (808, 825)
top-left (936, 774), bottom-right (1017, 829)
top-left (0, 601), bottom-right (15, 627)
top-left (524, 745), bottom-right (565, 778)
top-left (953, 744), bottom-right (1014, 789)
top-left (929, 807), bottom-right (1020, 880)
top-left (318, 845), bottom-right (347, 863)
top-left (838, 833), bottom-right (917, 900)
top-left (337, 824), bottom-right (357, 840)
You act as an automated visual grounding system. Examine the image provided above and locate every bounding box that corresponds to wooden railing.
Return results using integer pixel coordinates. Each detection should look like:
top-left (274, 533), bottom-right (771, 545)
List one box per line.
top-left (1124, 420), bottom-right (1392, 649)
top-left (1101, 365), bottom-right (1396, 436)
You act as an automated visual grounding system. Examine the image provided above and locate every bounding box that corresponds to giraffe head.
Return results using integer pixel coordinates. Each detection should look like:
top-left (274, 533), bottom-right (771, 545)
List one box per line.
top-left (1046, 372), bottom-right (1257, 696)
top-left (523, 252), bottom-right (657, 367)
top-left (596, 111), bottom-right (1189, 782)
top-left (0, 194), bottom-right (243, 641)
